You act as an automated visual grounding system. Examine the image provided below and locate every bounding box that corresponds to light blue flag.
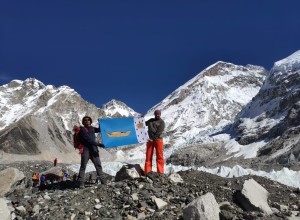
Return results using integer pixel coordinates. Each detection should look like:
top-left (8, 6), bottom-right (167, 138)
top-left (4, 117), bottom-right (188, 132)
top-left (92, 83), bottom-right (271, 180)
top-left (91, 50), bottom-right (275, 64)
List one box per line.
top-left (99, 117), bottom-right (149, 148)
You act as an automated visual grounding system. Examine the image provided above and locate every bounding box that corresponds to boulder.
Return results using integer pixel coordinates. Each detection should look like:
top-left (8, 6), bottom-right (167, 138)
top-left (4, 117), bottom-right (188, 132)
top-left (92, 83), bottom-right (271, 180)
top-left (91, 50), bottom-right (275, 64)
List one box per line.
top-left (234, 178), bottom-right (273, 215)
top-left (168, 173), bottom-right (184, 183)
top-left (0, 167), bottom-right (25, 197)
top-left (115, 164), bottom-right (144, 182)
top-left (151, 196), bottom-right (168, 210)
top-left (0, 198), bottom-right (10, 220)
top-left (183, 192), bottom-right (220, 220)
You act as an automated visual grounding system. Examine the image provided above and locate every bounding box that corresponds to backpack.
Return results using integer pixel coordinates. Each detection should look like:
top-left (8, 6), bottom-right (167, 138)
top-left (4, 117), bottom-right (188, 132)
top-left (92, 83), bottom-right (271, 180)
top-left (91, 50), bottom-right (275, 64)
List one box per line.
top-left (73, 126), bottom-right (85, 154)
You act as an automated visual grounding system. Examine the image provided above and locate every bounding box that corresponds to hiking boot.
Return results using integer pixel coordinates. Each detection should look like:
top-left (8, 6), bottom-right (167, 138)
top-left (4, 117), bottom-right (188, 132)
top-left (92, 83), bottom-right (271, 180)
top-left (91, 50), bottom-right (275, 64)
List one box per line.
top-left (77, 181), bottom-right (85, 189)
top-left (101, 178), bottom-right (112, 185)
top-left (96, 177), bottom-right (101, 185)
top-left (96, 176), bottom-right (111, 185)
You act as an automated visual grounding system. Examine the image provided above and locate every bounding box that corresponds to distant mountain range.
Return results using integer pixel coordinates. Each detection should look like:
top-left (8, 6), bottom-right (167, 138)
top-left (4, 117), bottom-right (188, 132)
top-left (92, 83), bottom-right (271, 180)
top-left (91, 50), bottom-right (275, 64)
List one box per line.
top-left (0, 50), bottom-right (299, 170)
top-left (0, 79), bottom-right (116, 163)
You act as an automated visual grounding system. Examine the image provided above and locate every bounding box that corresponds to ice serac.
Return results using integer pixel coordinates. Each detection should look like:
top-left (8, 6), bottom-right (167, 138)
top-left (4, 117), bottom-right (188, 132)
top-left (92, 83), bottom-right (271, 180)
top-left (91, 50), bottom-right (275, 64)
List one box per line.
top-left (148, 61), bottom-right (267, 148)
top-left (233, 50), bottom-right (300, 164)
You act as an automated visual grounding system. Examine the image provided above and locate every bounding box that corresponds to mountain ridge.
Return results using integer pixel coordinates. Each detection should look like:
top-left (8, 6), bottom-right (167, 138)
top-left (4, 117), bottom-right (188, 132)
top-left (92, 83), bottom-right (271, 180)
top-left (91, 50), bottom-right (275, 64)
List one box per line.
top-left (0, 52), bottom-right (299, 171)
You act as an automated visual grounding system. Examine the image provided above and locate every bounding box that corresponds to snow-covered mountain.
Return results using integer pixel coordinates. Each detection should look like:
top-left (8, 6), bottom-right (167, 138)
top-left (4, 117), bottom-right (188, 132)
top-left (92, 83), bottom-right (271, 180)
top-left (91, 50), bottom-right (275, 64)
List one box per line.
top-left (100, 99), bottom-right (137, 117)
top-left (1, 50), bottom-right (299, 170)
top-left (232, 50), bottom-right (300, 165)
top-left (163, 51), bottom-right (300, 169)
top-left (0, 78), bottom-right (136, 163)
top-left (0, 78), bottom-right (99, 130)
top-left (147, 61), bottom-right (266, 149)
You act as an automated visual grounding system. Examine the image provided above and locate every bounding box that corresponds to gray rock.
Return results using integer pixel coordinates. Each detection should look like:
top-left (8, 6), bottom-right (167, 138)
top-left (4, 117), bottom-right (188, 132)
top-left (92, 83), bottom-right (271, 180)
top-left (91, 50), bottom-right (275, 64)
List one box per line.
top-left (235, 178), bottom-right (273, 214)
top-left (0, 198), bottom-right (10, 220)
top-left (183, 192), bottom-right (220, 220)
top-left (33, 204), bottom-right (40, 214)
top-left (94, 204), bottom-right (102, 210)
top-left (15, 205), bottom-right (26, 213)
top-left (0, 167), bottom-right (25, 197)
top-left (168, 173), bottom-right (184, 183)
top-left (1, 162), bottom-right (299, 220)
top-left (151, 196), bottom-right (168, 210)
top-left (115, 164), bottom-right (144, 182)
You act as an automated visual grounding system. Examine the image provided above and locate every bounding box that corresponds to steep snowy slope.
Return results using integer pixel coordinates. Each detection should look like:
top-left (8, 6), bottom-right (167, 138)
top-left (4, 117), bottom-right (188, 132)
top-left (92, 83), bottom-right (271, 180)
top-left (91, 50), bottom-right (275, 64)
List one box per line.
top-left (147, 61), bottom-right (266, 148)
top-left (233, 50), bottom-right (300, 165)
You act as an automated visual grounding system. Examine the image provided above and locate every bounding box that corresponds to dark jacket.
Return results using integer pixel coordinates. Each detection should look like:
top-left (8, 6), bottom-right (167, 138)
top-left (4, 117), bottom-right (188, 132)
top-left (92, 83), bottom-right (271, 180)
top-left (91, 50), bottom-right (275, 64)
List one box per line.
top-left (80, 126), bottom-right (100, 153)
top-left (146, 118), bottom-right (165, 140)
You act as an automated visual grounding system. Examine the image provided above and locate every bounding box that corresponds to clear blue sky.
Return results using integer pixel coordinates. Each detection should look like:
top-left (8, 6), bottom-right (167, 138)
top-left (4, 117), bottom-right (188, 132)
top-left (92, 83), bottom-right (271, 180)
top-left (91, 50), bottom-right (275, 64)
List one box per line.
top-left (0, 1), bottom-right (300, 113)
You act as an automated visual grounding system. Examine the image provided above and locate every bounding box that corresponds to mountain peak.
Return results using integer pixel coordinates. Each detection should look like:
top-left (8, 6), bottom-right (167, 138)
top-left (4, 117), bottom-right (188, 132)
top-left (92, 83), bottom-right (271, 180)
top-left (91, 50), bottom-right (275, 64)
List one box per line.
top-left (22, 78), bottom-right (45, 90)
top-left (147, 61), bottom-right (266, 150)
top-left (100, 99), bottom-right (138, 117)
top-left (204, 61), bottom-right (266, 75)
top-left (273, 50), bottom-right (300, 73)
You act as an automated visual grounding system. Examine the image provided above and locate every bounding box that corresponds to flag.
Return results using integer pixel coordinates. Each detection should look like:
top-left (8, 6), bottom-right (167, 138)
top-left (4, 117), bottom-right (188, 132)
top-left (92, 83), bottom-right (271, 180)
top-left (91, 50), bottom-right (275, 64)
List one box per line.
top-left (99, 117), bottom-right (149, 148)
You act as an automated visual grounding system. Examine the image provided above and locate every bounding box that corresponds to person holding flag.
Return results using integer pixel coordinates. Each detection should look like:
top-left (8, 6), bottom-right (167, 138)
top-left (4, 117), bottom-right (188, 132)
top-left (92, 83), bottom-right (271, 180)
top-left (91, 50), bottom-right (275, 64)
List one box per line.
top-left (77, 116), bottom-right (108, 188)
top-left (144, 110), bottom-right (165, 174)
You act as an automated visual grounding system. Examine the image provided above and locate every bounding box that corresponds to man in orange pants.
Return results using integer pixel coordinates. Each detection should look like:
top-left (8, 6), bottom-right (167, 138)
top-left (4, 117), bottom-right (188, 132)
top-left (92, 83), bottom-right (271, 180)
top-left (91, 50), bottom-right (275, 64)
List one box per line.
top-left (144, 110), bottom-right (165, 174)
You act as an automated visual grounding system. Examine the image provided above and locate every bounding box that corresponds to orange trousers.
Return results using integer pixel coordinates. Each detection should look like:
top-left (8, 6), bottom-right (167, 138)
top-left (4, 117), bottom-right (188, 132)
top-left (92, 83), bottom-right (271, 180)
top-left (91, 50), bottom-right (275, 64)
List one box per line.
top-left (144, 139), bottom-right (164, 174)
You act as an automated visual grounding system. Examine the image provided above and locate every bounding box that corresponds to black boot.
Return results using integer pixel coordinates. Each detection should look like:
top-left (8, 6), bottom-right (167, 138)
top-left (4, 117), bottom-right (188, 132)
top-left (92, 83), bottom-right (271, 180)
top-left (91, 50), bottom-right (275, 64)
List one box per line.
top-left (77, 180), bottom-right (85, 189)
top-left (96, 176), bottom-right (111, 185)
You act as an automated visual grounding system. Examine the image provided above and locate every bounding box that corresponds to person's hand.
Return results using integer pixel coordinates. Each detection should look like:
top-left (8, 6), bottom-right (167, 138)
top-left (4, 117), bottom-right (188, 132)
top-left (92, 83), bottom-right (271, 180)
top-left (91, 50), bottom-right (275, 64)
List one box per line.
top-left (97, 143), bottom-right (105, 148)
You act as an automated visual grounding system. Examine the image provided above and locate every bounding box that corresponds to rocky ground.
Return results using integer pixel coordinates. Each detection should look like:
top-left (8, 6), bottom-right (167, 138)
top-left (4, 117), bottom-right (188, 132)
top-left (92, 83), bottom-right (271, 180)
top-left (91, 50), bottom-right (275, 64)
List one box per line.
top-left (0, 161), bottom-right (300, 220)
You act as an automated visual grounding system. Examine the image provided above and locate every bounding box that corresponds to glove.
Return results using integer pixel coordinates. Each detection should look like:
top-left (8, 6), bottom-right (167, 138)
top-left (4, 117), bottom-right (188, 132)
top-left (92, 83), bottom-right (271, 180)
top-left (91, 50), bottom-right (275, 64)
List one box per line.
top-left (97, 143), bottom-right (105, 148)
